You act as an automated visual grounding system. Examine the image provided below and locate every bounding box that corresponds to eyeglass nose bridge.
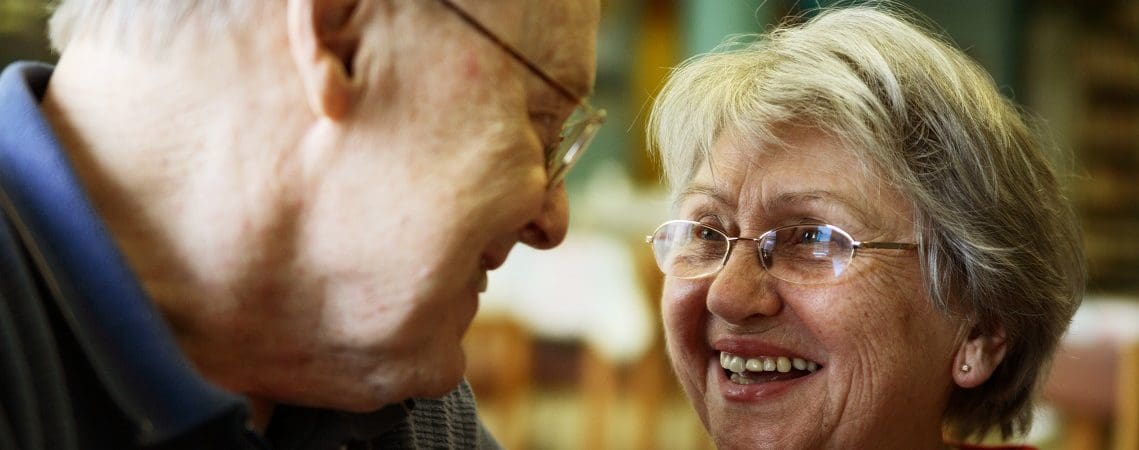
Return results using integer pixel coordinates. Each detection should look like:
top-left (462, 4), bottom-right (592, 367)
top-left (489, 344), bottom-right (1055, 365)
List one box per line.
top-left (718, 234), bottom-right (775, 278)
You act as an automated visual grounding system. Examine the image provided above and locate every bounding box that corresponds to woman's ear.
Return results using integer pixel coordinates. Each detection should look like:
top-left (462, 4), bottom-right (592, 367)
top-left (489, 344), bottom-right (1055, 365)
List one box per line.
top-left (287, 0), bottom-right (362, 121)
top-left (952, 323), bottom-right (1008, 388)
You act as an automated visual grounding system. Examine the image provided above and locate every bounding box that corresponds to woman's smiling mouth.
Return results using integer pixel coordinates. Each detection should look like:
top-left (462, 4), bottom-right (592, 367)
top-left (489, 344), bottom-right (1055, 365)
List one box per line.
top-left (719, 351), bottom-right (821, 384)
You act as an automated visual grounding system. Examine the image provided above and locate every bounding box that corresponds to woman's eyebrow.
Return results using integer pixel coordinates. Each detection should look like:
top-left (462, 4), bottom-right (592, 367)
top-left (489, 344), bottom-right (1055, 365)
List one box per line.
top-left (675, 185), bottom-right (879, 227)
top-left (673, 183), bottom-right (733, 210)
top-left (770, 190), bottom-right (875, 224)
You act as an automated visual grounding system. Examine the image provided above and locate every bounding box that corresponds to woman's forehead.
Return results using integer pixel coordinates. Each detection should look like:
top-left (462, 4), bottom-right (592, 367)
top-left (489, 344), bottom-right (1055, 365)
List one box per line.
top-left (686, 130), bottom-right (872, 198)
top-left (675, 129), bottom-right (910, 227)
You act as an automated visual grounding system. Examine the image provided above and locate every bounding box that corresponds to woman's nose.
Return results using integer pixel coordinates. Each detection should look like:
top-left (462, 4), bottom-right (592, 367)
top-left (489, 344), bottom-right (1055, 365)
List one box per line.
top-left (519, 183), bottom-right (569, 249)
top-left (705, 242), bottom-right (784, 322)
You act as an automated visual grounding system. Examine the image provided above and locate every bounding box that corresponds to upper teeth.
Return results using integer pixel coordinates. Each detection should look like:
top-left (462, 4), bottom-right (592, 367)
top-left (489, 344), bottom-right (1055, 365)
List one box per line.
top-left (720, 351), bottom-right (819, 374)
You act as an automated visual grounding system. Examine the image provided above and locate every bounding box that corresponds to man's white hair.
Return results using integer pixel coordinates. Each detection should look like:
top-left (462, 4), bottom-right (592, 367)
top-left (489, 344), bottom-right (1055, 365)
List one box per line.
top-left (48, 1), bottom-right (260, 52)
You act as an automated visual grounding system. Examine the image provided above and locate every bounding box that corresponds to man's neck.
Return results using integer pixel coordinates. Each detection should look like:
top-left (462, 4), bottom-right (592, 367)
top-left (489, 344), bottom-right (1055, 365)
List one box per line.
top-left (43, 37), bottom-right (309, 283)
top-left (41, 38), bottom-right (309, 429)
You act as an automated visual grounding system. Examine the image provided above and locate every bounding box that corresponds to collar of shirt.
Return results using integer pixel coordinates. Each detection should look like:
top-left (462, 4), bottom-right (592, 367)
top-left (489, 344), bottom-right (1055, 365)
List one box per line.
top-left (265, 400), bottom-right (416, 449)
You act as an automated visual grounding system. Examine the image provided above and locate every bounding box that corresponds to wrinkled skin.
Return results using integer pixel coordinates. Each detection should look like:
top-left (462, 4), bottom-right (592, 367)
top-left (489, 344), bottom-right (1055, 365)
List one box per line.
top-left (43, 0), bottom-right (599, 424)
top-left (662, 126), bottom-right (963, 449)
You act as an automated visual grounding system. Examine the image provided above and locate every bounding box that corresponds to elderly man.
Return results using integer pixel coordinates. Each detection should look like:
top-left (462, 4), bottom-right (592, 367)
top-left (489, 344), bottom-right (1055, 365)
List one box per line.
top-left (0, 0), bottom-right (601, 448)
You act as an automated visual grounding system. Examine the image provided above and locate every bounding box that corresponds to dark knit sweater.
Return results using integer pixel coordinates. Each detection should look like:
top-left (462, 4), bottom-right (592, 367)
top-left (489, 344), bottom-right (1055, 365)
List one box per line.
top-left (267, 381), bottom-right (501, 449)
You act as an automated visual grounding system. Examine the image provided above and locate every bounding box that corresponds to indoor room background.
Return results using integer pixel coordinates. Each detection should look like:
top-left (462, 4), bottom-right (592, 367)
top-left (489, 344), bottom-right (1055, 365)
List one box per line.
top-left (3, 0), bottom-right (1136, 448)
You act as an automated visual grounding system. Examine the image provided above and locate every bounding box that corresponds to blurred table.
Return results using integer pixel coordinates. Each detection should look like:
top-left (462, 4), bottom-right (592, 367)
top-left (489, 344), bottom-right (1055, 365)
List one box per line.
top-left (468, 229), bottom-right (661, 449)
top-left (467, 172), bottom-right (679, 448)
top-left (479, 231), bottom-right (656, 363)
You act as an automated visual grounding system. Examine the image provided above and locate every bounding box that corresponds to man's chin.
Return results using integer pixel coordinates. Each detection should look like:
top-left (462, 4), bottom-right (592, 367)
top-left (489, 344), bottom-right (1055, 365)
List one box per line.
top-left (406, 349), bottom-right (467, 400)
top-left (415, 378), bottom-right (463, 400)
top-left (423, 355), bottom-right (466, 398)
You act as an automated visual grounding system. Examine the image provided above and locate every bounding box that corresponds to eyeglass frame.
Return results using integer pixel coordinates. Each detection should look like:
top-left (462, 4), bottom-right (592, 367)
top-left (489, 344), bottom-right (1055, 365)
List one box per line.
top-left (644, 219), bottom-right (917, 284)
top-left (435, 0), bottom-right (606, 188)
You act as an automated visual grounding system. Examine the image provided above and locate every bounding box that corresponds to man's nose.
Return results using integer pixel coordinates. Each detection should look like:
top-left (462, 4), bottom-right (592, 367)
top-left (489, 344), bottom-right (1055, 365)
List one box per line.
top-left (520, 184), bottom-right (569, 249)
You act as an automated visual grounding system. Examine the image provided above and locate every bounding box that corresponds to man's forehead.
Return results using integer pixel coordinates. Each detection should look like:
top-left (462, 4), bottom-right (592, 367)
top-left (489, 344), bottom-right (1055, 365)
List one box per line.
top-left (444, 0), bottom-right (597, 98)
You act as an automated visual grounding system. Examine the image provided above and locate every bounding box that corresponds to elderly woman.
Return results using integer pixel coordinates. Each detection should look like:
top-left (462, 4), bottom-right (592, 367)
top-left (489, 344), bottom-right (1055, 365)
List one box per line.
top-left (645, 6), bottom-right (1084, 449)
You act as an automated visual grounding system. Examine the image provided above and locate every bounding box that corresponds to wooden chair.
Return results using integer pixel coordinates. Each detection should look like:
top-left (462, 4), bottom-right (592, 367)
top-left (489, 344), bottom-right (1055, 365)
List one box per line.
top-left (1115, 340), bottom-right (1138, 450)
top-left (1048, 336), bottom-right (1139, 450)
top-left (462, 317), bottom-right (534, 450)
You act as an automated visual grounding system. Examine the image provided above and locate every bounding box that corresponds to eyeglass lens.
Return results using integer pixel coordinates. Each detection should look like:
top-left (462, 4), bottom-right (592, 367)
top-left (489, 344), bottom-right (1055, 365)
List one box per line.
top-left (546, 106), bottom-right (606, 187)
top-left (649, 221), bottom-right (856, 283)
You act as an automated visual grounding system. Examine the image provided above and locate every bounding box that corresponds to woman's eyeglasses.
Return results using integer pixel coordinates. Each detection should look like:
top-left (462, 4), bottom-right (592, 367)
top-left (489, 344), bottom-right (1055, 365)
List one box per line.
top-left (645, 220), bottom-right (916, 284)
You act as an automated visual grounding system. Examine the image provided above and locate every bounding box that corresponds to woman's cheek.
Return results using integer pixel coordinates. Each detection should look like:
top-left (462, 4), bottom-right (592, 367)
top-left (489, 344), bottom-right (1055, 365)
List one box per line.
top-left (662, 279), bottom-right (709, 344)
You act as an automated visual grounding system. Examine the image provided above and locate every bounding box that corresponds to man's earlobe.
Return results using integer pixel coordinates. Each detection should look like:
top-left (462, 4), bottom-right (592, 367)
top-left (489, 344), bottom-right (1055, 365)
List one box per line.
top-left (952, 323), bottom-right (1008, 388)
top-left (287, 0), bottom-right (362, 121)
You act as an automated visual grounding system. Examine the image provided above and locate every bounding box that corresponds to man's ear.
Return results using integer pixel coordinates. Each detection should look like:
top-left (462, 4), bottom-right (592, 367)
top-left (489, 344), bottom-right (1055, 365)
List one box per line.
top-left (287, 0), bottom-right (362, 121)
top-left (952, 323), bottom-right (1008, 388)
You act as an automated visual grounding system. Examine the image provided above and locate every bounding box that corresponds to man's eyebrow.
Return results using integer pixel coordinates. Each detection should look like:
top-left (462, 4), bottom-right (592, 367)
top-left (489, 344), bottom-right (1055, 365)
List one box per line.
top-left (559, 63), bottom-right (594, 100)
top-left (571, 82), bottom-right (595, 101)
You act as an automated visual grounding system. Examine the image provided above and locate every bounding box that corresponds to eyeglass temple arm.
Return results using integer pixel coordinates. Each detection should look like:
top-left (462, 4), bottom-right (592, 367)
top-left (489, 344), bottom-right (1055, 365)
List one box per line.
top-left (855, 242), bottom-right (918, 250)
top-left (435, 0), bottom-right (581, 104)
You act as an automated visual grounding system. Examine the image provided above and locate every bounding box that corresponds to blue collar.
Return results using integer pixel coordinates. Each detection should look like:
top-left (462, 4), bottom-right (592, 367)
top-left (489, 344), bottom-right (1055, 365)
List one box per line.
top-left (0, 62), bottom-right (248, 445)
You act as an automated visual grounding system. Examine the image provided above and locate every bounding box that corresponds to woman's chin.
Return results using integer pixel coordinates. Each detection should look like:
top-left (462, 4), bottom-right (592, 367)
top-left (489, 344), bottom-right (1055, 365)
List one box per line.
top-left (699, 359), bottom-right (829, 449)
top-left (706, 420), bottom-right (818, 450)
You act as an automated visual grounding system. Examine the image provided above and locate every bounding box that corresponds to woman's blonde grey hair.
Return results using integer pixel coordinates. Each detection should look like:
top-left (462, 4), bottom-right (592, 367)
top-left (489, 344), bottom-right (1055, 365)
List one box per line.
top-left (649, 5), bottom-right (1085, 441)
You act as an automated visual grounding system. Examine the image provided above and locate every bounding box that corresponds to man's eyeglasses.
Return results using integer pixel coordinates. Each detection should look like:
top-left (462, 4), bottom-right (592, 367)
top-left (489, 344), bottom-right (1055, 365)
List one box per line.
top-left (645, 220), bottom-right (917, 284)
top-left (436, 0), bottom-right (606, 188)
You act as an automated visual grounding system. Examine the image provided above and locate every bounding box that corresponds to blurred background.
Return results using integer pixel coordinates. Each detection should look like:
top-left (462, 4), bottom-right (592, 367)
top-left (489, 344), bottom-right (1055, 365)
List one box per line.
top-left (4, 0), bottom-right (1137, 448)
